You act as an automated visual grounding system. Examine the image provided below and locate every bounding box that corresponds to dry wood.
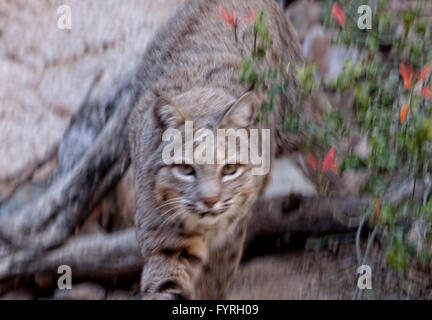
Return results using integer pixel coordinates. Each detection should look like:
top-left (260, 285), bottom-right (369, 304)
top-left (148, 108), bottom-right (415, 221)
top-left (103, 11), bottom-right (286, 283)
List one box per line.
top-left (0, 195), bottom-right (365, 281)
top-left (1, 176), bottom-right (430, 282)
top-left (0, 229), bottom-right (141, 281)
top-left (0, 23), bottom-right (179, 250)
top-left (0, 99), bottom-right (132, 250)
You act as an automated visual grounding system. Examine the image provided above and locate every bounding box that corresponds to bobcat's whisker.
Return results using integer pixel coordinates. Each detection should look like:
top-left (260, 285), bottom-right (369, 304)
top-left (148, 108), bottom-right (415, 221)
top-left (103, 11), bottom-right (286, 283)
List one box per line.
top-left (160, 206), bottom-right (185, 227)
top-left (160, 205), bottom-right (183, 218)
top-left (155, 198), bottom-right (183, 211)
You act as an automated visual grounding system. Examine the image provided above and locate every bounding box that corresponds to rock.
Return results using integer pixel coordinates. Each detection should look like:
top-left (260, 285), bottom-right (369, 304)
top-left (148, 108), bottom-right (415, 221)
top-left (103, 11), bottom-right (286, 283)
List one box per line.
top-left (286, 0), bottom-right (359, 83)
top-left (0, 0), bottom-right (185, 191)
top-left (263, 157), bottom-right (316, 200)
top-left (302, 26), bottom-right (358, 83)
top-left (286, 0), bottom-right (321, 42)
top-left (301, 26), bottom-right (331, 78)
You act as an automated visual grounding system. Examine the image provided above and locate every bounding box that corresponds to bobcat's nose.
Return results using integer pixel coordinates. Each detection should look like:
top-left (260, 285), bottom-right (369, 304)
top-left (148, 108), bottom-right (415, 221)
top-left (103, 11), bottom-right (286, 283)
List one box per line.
top-left (201, 197), bottom-right (220, 209)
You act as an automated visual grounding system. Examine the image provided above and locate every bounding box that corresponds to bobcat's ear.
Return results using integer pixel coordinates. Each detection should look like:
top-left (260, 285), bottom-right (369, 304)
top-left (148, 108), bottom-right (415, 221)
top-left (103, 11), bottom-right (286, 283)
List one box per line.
top-left (220, 92), bottom-right (257, 128)
top-left (152, 96), bottom-right (185, 129)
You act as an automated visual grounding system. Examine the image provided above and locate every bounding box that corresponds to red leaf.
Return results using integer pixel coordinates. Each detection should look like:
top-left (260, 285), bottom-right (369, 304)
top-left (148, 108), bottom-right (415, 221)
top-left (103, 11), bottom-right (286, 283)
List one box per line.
top-left (331, 3), bottom-right (345, 27)
top-left (375, 200), bottom-right (380, 215)
top-left (399, 63), bottom-right (414, 89)
top-left (418, 63), bottom-right (430, 82)
top-left (400, 104), bottom-right (408, 123)
top-left (307, 154), bottom-right (317, 171)
top-left (219, 5), bottom-right (235, 27)
top-left (374, 199), bottom-right (381, 222)
top-left (421, 86), bottom-right (431, 100)
top-left (242, 9), bottom-right (256, 25)
top-left (322, 147), bottom-right (338, 173)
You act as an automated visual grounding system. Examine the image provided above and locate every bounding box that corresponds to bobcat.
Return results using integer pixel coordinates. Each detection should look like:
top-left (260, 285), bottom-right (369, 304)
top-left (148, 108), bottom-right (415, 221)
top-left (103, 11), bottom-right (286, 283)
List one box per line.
top-left (129, 0), bottom-right (303, 299)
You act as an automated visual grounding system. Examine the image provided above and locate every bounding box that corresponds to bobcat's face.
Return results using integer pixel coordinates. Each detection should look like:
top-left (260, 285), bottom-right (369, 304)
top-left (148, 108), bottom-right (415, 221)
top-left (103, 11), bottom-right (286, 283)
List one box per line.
top-left (155, 142), bottom-right (255, 224)
top-left (149, 88), bottom-right (268, 225)
top-left (157, 163), bottom-right (254, 220)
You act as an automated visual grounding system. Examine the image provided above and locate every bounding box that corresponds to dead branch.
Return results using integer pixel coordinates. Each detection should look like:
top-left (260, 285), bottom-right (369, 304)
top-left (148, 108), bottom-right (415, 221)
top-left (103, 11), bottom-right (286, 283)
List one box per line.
top-left (245, 178), bottom-right (432, 251)
top-left (0, 96), bottom-right (132, 250)
top-left (245, 194), bottom-right (364, 251)
top-left (0, 29), bottom-right (176, 250)
top-left (0, 195), bottom-right (367, 282)
top-left (1, 175), bottom-right (430, 282)
top-left (0, 229), bottom-right (141, 281)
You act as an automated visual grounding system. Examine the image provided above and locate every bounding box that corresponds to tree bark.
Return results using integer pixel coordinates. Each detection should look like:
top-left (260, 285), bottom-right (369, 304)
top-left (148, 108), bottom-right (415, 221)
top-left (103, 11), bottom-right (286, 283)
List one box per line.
top-left (0, 194), bottom-right (367, 282)
top-left (0, 230), bottom-right (141, 281)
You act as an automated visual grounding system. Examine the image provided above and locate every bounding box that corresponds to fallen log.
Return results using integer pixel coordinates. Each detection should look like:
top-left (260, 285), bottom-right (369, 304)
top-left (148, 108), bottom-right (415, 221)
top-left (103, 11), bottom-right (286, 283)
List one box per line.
top-left (0, 102), bottom-right (132, 250)
top-left (0, 14), bottom-right (190, 250)
top-left (1, 176), bottom-right (431, 282)
top-left (0, 229), bottom-right (141, 281)
top-left (0, 194), bottom-right (366, 282)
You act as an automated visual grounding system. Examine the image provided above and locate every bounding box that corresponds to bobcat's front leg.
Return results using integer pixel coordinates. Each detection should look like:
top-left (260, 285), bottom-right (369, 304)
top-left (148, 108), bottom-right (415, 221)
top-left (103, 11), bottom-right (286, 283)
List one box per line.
top-left (140, 235), bottom-right (207, 300)
top-left (195, 219), bottom-right (248, 299)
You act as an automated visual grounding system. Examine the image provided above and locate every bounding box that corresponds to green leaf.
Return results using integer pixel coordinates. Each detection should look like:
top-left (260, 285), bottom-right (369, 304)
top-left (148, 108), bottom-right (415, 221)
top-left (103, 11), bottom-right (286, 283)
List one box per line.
top-left (296, 63), bottom-right (315, 96)
top-left (366, 35), bottom-right (379, 51)
top-left (385, 237), bottom-right (408, 273)
top-left (378, 13), bottom-right (392, 35)
top-left (380, 202), bottom-right (394, 225)
top-left (256, 47), bottom-right (265, 59)
top-left (409, 40), bottom-right (423, 67)
top-left (418, 249), bottom-right (431, 270)
top-left (282, 114), bottom-right (299, 133)
top-left (354, 81), bottom-right (371, 111)
top-left (403, 9), bottom-right (416, 37)
top-left (340, 155), bottom-right (367, 174)
top-left (415, 17), bottom-right (427, 36)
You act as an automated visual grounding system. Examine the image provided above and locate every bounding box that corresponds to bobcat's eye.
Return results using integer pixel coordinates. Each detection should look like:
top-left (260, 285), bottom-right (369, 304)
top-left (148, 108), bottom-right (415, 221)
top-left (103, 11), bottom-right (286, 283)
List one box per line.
top-left (176, 164), bottom-right (195, 176)
top-left (222, 164), bottom-right (238, 176)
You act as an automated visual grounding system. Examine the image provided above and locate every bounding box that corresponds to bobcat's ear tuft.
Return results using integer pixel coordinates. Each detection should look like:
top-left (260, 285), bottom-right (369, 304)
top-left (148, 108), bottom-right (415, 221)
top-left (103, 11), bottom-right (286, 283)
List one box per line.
top-left (152, 96), bottom-right (185, 129)
top-left (220, 92), bottom-right (257, 128)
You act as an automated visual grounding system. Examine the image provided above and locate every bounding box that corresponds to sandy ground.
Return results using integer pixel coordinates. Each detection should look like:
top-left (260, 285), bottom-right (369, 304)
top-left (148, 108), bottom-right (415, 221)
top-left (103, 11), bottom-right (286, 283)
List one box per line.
top-left (230, 243), bottom-right (431, 300)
